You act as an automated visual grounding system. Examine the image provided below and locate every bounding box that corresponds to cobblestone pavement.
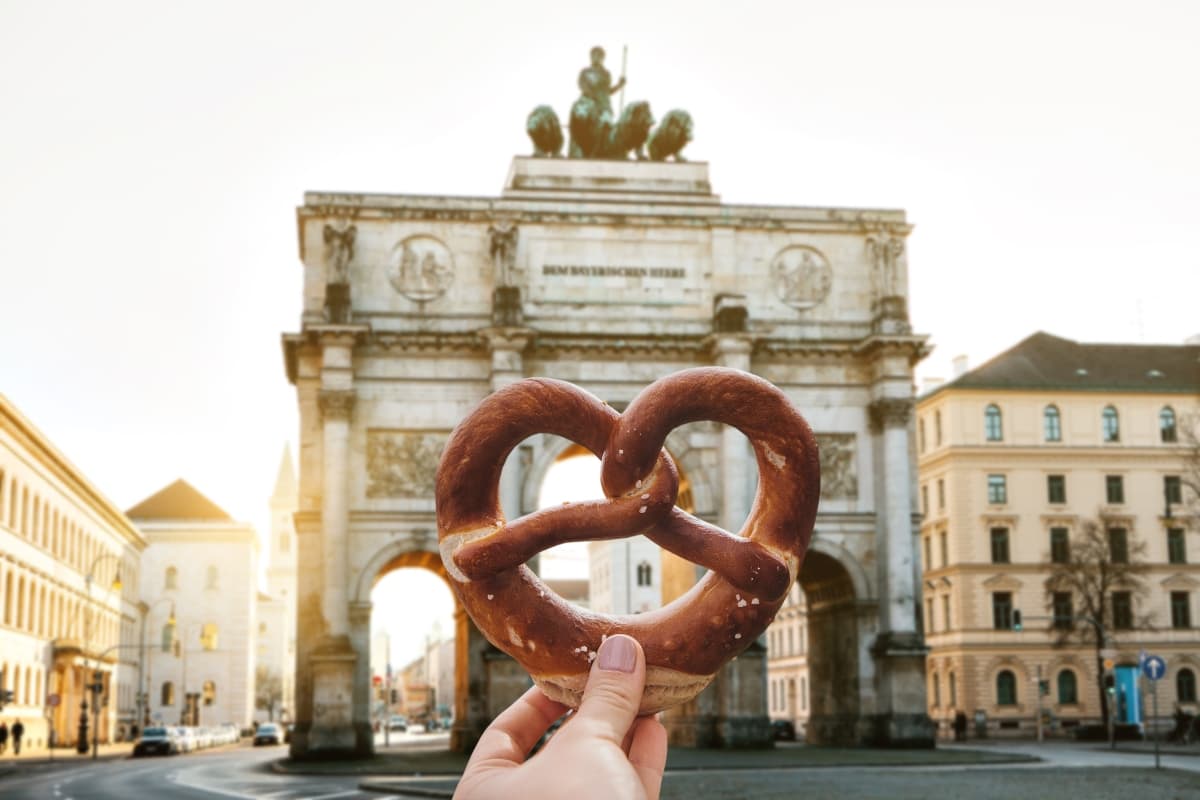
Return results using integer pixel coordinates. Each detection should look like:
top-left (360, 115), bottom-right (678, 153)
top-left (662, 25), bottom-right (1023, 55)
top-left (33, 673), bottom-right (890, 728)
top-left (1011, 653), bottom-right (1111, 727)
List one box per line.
top-left (655, 766), bottom-right (1200, 800)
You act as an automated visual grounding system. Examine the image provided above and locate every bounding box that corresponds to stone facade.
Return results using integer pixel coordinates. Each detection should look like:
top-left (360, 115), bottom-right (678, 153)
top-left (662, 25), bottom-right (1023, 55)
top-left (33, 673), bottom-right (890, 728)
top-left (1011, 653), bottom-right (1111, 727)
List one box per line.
top-left (284, 157), bottom-right (933, 757)
top-left (587, 536), bottom-right (662, 615)
top-left (766, 582), bottom-right (809, 735)
top-left (0, 394), bottom-right (145, 750)
top-left (917, 332), bottom-right (1200, 738)
top-left (127, 481), bottom-right (259, 730)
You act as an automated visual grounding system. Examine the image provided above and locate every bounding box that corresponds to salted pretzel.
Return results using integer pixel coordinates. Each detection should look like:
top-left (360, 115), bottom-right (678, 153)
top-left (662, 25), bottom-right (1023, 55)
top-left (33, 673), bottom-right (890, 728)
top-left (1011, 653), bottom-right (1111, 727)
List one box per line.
top-left (436, 367), bottom-right (820, 714)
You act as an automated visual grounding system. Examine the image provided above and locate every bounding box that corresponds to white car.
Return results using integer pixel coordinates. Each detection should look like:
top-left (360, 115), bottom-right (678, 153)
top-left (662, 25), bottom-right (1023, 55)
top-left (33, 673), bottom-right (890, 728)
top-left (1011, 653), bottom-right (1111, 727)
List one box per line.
top-left (173, 727), bottom-right (196, 753)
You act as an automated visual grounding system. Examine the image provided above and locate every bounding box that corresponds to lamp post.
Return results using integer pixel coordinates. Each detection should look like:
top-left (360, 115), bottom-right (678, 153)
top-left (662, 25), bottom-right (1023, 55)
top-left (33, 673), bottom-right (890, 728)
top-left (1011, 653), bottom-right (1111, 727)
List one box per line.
top-left (78, 553), bottom-right (123, 758)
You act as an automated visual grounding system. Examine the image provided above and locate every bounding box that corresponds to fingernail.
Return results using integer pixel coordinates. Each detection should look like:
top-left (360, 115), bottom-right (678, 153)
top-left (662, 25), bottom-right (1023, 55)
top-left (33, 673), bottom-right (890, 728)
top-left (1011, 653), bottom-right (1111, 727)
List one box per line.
top-left (597, 635), bottom-right (637, 673)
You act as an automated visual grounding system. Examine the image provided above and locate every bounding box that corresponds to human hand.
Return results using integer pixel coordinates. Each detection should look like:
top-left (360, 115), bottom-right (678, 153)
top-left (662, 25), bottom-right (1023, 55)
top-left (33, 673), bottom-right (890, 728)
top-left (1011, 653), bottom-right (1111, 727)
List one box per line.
top-left (454, 634), bottom-right (668, 800)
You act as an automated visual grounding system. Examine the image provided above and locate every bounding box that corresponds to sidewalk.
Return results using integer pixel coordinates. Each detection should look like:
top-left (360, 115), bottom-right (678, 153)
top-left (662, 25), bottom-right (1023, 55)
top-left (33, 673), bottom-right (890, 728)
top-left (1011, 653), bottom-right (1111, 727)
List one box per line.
top-left (0, 742), bottom-right (134, 777)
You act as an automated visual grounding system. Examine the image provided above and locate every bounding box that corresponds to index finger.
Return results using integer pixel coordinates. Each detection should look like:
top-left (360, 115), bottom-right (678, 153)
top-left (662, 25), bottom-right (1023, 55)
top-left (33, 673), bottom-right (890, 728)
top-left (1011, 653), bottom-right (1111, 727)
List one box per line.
top-left (466, 686), bottom-right (568, 768)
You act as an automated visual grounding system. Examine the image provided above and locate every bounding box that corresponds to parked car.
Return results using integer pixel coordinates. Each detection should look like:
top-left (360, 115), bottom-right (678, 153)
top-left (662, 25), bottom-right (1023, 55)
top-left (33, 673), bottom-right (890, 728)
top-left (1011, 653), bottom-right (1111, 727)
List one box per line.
top-left (254, 722), bottom-right (283, 746)
top-left (388, 715), bottom-right (408, 732)
top-left (173, 727), bottom-right (197, 753)
top-left (133, 726), bottom-right (179, 757)
top-left (771, 719), bottom-right (796, 741)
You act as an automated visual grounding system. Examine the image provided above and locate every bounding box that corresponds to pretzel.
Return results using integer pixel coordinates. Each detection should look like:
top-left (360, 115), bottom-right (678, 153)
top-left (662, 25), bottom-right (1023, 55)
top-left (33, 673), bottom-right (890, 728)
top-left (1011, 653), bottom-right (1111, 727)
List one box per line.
top-left (436, 367), bottom-right (820, 714)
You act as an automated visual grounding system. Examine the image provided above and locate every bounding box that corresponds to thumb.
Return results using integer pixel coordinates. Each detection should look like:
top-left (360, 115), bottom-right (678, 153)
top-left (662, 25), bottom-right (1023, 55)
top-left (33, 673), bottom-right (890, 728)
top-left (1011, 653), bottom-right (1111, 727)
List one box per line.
top-left (571, 634), bottom-right (646, 745)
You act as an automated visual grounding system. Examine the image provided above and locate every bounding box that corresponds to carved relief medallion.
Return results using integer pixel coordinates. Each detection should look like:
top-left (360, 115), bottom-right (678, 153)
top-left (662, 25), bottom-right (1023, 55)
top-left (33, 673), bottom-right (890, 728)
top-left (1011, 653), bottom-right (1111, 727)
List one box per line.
top-left (816, 433), bottom-right (858, 500)
top-left (387, 235), bottom-right (454, 303)
top-left (771, 245), bottom-right (832, 310)
top-left (366, 431), bottom-right (447, 498)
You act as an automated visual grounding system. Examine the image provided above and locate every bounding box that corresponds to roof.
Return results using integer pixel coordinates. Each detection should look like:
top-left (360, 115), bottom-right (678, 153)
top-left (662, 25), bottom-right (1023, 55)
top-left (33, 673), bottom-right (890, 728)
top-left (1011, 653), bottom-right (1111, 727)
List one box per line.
top-left (126, 479), bottom-right (234, 521)
top-left (271, 444), bottom-right (297, 502)
top-left (925, 331), bottom-right (1200, 398)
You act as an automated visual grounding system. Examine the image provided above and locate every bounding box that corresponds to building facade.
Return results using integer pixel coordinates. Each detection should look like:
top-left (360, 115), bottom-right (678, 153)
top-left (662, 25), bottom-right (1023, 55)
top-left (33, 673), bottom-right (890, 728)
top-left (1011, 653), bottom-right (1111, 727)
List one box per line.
top-left (917, 332), bottom-right (1200, 737)
top-left (255, 448), bottom-right (298, 723)
top-left (0, 394), bottom-right (145, 750)
top-left (766, 582), bottom-right (809, 735)
top-left (587, 537), bottom-right (662, 615)
top-left (127, 480), bottom-right (259, 730)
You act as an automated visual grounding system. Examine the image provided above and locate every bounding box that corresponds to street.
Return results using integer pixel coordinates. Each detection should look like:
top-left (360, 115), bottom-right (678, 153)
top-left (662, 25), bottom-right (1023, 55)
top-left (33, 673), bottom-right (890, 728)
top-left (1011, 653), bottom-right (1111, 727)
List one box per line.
top-left (1, 736), bottom-right (1198, 799)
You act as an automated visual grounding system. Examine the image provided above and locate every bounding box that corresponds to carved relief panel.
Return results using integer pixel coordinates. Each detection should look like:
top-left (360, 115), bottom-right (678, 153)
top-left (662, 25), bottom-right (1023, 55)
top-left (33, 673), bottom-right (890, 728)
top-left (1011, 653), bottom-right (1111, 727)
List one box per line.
top-left (366, 430), bottom-right (448, 498)
top-left (816, 433), bottom-right (857, 500)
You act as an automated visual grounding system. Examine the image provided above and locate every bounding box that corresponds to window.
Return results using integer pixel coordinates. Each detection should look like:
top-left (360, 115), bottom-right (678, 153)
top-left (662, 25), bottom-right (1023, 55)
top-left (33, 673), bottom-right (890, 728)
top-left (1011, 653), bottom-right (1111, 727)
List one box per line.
top-left (1057, 670), bottom-right (1078, 704)
top-left (949, 672), bottom-right (958, 708)
top-left (202, 680), bottom-right (216, 706)
top-left (923, 537), bottom-right (932, 571)
top-left (1179, 669), bottom-right (1198, 703)
top-left (919, 419), bottom-right (926, 453)
top-left (636, 561), bottom-right (652, 587)
top-left (205, 566), bottom-right (219, 590)
top-left (1111, 591), bottom-right (1133, 630)
top-left (941, 595), bottom-right (951, 631)
top-left (1102, 406), bottom-right (1120, 442)
top-left (996, 670), bottom-right (1017, 705)
top-left (987, 475), bottom-right (1007, 504)
top-left (1168, 528), bottom-right (1187, 565)
top-left (921, 485), bottom-right (929, 516)
top-left (1171, 592), bottom-right (1191, 629)
top-left (1165, 476), bottom-right (1183, 506)
top-left (925, 599), bottom-right (934, 633)
top-left (990, 527), bottom-right (1010, 564)
top-left (162, 681), bottom-right (175, 706)
top-left (1108, 528), bottom-right (1129, 564)
top-left (1160, 407), bottom-right (1177, 443)
top-left (935, 411), bottom-right (943, 445)
top-left (932, 673), bottom-right (941, 707)
top-left (985, 404), bottom-right (1003, 441)
top-left (1050, 527), bottom-right (1070, 564)
top-left (1105, 475), bottom-right (1124, 504)
top-left (1047, 475), bottom-right (1066, 504)
top-left (165, 566), bottom-right (178, 591)
top-left (201, 623), bottom-right (218, 651)
top-left (939, 531), bottom-right (948, 567)
top-left (992, 592), bottom-right (1014, 630)
top-left (1044, 405), bottom-right (1062, 442)
top-left (937, 479), bottom-right (945, 510)
top-left (1053, 592), bottom-right (1073, 629)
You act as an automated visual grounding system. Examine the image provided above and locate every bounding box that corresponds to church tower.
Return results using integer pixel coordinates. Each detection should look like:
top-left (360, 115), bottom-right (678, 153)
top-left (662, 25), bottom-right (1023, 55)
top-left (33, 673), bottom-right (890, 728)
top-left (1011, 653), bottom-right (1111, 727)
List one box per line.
top-left (255, 445), bottom-right (299, 722)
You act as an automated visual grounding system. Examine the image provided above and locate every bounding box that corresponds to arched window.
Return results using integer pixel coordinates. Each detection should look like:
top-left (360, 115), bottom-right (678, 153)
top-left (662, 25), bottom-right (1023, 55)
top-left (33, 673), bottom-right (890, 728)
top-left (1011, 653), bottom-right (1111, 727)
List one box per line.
top-left (164, 566), bottom-right (178, 591)
top-left (205, 566), bottom-right (219, 590)
top-left (1179, 668), bottom-right (1197, 703)
top-left (202, 680), bottom-right (216, 706)
top-left (3, 572), bottom-right (12, 625)
top-left (1044, 405), bottom-right (1062, 442)
top-left (162, 680), bottom-right (175, 706)
top-left (984, 405), bottom-right (1003, 441)
top-left (996, 670), bottom-right (1017, 705)
top-left (932, 672), bottom-right (941, 707)
top-left (1102, 406), bottom-right (1120, 442)
top-left (1160, 407), bottom-right (1178, 443)
top-left (636, 561), bottom-right (652, 587)
top-left (1057, 669), bottom-right (1078, 704)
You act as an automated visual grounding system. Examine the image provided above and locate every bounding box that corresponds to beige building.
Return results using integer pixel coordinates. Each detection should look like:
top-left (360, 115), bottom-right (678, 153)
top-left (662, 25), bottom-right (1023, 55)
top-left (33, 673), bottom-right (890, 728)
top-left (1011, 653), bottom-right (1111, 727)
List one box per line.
top-left (255, 448), bottom-right (298, 723)
top-left (0, 394), bottom-right (145, 750)
top-left (128, 480), bottom-right (259, 730)
top-left (766, 582), bottom-right (809, 735)
top-left (917, 332), bottom-right (1200, 737)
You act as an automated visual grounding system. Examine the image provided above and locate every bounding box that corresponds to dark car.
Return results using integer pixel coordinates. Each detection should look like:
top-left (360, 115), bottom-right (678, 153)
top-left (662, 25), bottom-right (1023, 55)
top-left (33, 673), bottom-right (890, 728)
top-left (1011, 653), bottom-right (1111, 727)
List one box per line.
top-left (771, 719), bottom-right (796, 741)
top-left (133, 726), bottom-right (178, 757)
top-left (253, 723), bottom-right (283, 746)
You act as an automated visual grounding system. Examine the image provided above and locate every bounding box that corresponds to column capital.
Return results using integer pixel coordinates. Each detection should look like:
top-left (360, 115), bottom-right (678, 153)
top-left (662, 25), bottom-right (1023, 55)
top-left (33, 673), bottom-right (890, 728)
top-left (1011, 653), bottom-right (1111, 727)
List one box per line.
top-left (869, 397), bottom-right (913, 430)
top-left (319, 389), bottom-right (356, 421)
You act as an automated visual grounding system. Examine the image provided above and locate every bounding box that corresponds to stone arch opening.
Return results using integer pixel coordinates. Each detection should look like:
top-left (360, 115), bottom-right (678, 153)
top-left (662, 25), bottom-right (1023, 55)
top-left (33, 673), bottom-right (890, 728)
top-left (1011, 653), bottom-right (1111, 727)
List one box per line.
top-left (354, 548), bottom-right (464, 753)
top-left (797, 548), bottom-right (862, 745)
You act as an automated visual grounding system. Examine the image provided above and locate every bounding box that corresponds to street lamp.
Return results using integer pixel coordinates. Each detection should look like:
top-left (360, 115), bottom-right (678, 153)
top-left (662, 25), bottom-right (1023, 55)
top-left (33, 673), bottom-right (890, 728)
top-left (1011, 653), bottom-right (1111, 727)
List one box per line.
top-left (78, 553), bottom-right (124, 758)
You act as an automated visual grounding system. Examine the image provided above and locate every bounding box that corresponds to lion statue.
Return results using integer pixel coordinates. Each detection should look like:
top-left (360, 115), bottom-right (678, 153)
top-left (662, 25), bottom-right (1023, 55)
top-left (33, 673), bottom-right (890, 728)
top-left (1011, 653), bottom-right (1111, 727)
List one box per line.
top-left (568, 98), bottom-right (655, 160)
top-left (647, 109), bottom-right (693, 162)
top-left (526, 105), bottom-right (564, 157)
top-left (603, 100), bottom-right (654, 160)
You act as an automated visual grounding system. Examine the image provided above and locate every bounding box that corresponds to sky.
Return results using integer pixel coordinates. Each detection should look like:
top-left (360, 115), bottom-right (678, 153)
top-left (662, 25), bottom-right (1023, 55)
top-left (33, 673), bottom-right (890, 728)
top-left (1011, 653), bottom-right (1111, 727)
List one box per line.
top-left (3, 1), bottom-right (1199, 659)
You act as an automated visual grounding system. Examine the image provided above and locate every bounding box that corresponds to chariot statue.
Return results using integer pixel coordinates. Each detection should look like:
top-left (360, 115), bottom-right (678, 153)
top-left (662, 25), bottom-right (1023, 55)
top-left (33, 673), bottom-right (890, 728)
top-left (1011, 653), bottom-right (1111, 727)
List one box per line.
top-left (526, 46), bottom-right (693, 162)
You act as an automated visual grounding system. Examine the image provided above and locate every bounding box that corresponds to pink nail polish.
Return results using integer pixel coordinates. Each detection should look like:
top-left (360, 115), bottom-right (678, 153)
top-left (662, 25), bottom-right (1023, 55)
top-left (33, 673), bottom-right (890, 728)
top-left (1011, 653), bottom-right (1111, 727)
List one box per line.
top-left (597, 635), bottom-right (637, 673)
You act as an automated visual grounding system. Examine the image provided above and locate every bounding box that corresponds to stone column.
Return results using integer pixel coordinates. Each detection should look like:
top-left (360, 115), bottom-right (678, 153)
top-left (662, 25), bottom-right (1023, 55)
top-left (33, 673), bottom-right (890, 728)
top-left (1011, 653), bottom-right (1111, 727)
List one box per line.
top-left (481, 327), bottom-right (532, 539)
top-left (348, 601), bottom-right (374, 756)
top-left (451, 605), bottom-right (494, 753)
top-left (711, 335), bottom-right (754, 533)
top-left (318, 388), bottom-right (355, 639)
top-left (868, 396), bottom-right (934, 746)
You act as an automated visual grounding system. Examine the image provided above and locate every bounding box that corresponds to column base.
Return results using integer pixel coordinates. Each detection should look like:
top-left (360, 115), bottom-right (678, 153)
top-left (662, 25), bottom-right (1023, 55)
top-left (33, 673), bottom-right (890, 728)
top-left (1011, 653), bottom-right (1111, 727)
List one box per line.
top-left (291, 635), bottom-right (367, 760)
top-left (869, 630), bottom-right (935, 749)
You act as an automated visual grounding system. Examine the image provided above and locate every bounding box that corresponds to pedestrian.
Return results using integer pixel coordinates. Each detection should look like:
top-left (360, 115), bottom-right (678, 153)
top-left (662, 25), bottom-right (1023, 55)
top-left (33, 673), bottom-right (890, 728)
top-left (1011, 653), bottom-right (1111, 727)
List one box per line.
top-left (954, 710), bottom-right (968, 742)
top-left (0, 720), bottom-right (8, 754)
top-left (11, 720), bottom-right (24, 755)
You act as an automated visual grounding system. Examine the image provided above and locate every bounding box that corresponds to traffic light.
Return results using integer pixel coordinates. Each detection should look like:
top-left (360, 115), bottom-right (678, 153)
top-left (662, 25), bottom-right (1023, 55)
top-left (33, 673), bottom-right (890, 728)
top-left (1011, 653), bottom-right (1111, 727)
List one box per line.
top-left (1012, 610), bottom-right (1022, 632)
top-left (390, 689), bottom-right (399, 704)
top-left (1104, 673), bottom-right (1115, 695)
top-left (1038, 679), bottom-right (1050, 697)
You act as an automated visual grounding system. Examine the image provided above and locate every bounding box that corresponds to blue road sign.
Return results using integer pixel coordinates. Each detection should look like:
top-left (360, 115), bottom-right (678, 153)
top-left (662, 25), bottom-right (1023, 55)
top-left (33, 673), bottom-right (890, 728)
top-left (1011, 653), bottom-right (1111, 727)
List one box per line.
top-left (1142, 655), bottom-right (1166, 681)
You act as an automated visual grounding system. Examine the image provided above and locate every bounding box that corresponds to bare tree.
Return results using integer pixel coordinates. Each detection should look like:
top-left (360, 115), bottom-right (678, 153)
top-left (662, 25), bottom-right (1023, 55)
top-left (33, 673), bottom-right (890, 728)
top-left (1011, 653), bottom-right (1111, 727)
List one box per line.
top-left (1181, 411), bottom-right (1200, 520)
top-left (1044, 513), bottom-right (1150, 724)
top-left (255, 666), bottom-right (283, 722)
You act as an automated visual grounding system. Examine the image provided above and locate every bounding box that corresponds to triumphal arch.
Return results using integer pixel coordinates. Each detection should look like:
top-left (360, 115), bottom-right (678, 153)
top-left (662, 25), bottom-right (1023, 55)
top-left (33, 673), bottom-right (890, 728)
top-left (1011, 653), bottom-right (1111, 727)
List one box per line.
top-left (284, 71), bottom-right (932, 757)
